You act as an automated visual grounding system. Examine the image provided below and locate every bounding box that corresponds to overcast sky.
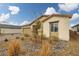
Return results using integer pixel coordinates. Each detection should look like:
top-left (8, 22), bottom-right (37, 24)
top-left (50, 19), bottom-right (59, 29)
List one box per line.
top-left (0, 3), bottom-right (79, 26)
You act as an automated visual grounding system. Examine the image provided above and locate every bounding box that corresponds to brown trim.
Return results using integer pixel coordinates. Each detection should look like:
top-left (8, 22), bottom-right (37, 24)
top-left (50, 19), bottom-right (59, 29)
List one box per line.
top-left (29, 15), bottom-right (49, 25)
top-left (22, 15), bottom-right (49, 26)
top-left (49, 21), bottom-right (59, 24)
top-left (22, 14), bottom-right (72, 27)
top-left (42, 14), bottom-right (72, 22)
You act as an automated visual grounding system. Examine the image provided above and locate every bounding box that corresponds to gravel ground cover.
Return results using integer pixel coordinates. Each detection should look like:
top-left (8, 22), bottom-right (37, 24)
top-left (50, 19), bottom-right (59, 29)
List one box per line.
top-left (0, 35), bottom-right (79, 56)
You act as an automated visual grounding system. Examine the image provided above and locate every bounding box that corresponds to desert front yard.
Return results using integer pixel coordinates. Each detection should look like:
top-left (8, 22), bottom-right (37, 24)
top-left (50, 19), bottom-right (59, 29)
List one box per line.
top-left (0, 33), bottom-right (79, 56)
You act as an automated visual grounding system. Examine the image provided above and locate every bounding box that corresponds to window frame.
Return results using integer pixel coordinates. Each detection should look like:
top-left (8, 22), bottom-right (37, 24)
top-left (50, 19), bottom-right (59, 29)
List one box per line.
top-left (49, 21), bottom-right (59, 32)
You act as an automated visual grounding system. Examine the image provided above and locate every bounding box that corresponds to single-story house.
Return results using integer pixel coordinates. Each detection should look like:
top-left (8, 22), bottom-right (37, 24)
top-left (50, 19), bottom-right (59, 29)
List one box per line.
top-left (72, 24), bottom-right (79, 32)
top-left (22, 14), bottom-right (72, 41)
top-left (0, 24), bottom-right (21, 34)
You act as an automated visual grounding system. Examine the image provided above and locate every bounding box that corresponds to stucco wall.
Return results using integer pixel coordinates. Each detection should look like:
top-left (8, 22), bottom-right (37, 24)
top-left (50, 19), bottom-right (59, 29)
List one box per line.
top-left (43, 16), bottom-right (70, 41)
top-left (72, 26), bottom-right (78, 31)
top-left (23, 28), bottom-right (32, 36)
top-left (30, 16), bottom-right (48, 29)
top-left (0, 28), bottom-right (21, 34)
top-left (21, 26), bottom-right (32, 36)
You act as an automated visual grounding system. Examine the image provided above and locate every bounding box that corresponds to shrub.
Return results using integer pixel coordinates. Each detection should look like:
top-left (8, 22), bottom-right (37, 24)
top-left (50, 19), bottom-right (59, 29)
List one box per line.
top-left (7, 39), bottom-right (21, 56)
top-left (21, 37), bottom-right (24, 40)
top-left (11, 34), bottom-right (14, 36)
top-left (24, 34), bottom-right (29, 37)
top-left (4, 38), bottom-right (8, 42)
top-left (16, 37), bottom-right (19, 39)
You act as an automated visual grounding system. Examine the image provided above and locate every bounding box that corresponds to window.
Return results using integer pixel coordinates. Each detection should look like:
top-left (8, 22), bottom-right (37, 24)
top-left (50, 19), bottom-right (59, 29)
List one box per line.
top-left (50, 21), bottom-right (58, 32)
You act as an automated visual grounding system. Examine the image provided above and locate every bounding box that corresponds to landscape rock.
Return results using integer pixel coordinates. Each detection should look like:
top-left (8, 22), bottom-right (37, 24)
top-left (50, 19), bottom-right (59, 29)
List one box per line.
top-left (53, 40), bottom-right (69, 51)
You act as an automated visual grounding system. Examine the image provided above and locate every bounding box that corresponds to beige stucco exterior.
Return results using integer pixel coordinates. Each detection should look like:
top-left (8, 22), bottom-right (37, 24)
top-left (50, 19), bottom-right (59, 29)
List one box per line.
top-left (0, 28), bottom-right (21, 34)
top-left (43, 16), bottom-right (70, 41)
top-left (72, 25), bottom-right (79, 31)
top-left (72, 26), bottom-right (77, 31)
top-left (30, 16), bottom-right (49, 29)
top-left (22, 26), bottom-right (32, 36)
top-left (22, 14), bottom-right (72, 41)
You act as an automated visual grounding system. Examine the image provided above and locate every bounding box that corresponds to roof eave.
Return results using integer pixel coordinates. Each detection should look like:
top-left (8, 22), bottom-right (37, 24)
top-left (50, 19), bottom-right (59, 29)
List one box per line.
top-left (42, 14), bottom-right (72, 22)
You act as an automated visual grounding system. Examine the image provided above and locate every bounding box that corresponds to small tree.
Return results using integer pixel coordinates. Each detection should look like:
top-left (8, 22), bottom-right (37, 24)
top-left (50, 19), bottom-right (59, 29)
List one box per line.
top-left (33, 20), bottom-right (41, 38)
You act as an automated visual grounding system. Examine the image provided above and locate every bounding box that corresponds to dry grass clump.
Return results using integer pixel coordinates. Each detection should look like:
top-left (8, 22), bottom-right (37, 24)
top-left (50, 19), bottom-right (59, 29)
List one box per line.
top-left (31, 36), bottom-right (42, 44)
top-left (16, 37), bottom-right (20, 39)
top-left (39, 40), bottom-right (52, 56)
top-left (7, 39), bottom-right (21, 56)
top-left (24, 34), bottom-right (30, 37)
top-left (21, 37), bottom-right (24, 41)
